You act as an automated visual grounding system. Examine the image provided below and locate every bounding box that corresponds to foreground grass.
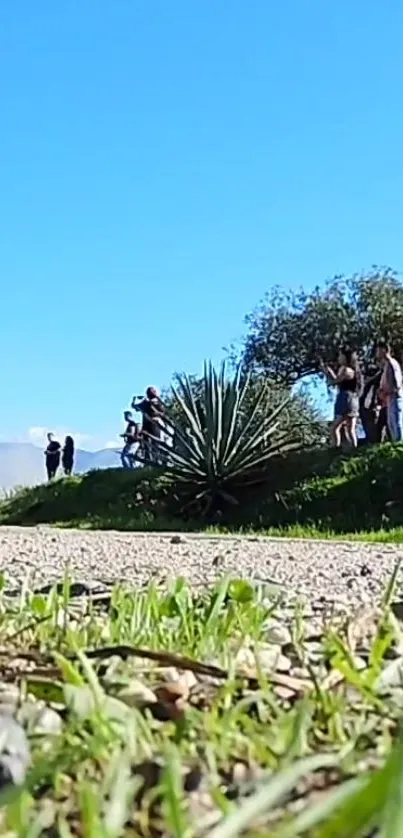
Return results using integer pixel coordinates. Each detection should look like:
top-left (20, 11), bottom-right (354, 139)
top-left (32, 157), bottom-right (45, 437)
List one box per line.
top-left (2, 571), bottom-right (403, 834)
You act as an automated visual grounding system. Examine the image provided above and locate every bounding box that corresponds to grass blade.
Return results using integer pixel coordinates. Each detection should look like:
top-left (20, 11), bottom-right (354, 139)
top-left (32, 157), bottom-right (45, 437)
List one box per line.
top-left (209, 753), bottom-right (338, 838)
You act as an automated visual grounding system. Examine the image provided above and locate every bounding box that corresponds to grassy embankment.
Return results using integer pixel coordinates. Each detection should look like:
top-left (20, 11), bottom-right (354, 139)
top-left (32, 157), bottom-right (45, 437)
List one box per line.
top-left (2, 444), bottom-right (403, 541)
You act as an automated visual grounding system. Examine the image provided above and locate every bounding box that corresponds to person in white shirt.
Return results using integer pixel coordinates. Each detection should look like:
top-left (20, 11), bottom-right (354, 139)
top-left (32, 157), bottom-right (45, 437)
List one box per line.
top-left (376, 341), bottom-right (403, 442)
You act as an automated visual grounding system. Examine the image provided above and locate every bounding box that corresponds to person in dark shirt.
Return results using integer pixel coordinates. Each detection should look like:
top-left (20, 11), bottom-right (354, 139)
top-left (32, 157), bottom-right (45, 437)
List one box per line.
top-left (45, 433), bottom-right (61, 480)
top-left (360, 370), bottom-right (381, 444)
top-left (132, 387), bottom-right (164, 464)
top-left (62, 435), bottom-right (75, 476)
top-left (120, 411), bottom-right (140, 469)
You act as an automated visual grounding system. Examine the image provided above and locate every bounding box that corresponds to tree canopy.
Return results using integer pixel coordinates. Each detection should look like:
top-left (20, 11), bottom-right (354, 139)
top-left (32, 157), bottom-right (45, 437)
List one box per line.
top-left (243, 267), bottom-right (403, 385)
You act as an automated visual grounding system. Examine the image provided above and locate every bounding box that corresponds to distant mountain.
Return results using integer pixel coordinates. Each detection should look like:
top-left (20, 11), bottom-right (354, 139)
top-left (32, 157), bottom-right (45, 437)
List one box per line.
top-left (0, 443), bottom-right (122, 492)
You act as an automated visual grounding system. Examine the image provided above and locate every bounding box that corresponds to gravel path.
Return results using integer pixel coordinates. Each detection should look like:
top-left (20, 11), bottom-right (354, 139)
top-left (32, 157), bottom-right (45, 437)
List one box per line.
top-left (0, 526), bottom-right (403, 606)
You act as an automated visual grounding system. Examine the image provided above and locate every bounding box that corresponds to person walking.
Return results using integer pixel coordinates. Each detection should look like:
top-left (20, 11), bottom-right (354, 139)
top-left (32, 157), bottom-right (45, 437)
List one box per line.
top-left (376, 341), bottom-right (403, 442)
top-left (44, 433), bottom-right (61, 480)
top-left (62, 436), bottom-right (75, 476)
top-left (120, 411), bottom-right (140, 469)
top-left (321, 347), bottom-right (362, 448)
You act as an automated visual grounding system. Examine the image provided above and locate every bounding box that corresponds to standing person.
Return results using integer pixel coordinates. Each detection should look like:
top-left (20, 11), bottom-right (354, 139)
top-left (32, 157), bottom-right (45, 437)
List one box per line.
top-left (62, 436), bottom-right (75, 476)
top-left (120, 411), bottom-right (140, 469)
top-left (359, 369), bottom-right (382, 444)
top-left (376, 341), bottom-right (403, 442)
top-left (44, 433), bottom-right (61, 481)
top-left (132, 387), bottom-right (164, 464)
top-left (320, 347), bottom-right (362, 448)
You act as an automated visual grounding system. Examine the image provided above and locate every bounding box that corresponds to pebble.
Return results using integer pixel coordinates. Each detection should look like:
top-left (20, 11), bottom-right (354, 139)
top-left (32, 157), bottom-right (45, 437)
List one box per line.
top-left (235, 645), bottom-right (291, 674)
top-left (266, 622), bottom-right (292, 645)
top-left (0, 714), bottom-right (30, 788)
top-left (18, 702), bottom-right (62, 736)
top-left (115, 680), bottom-right (157, 707)
top-left (0, 527), bottom-right (401, 607)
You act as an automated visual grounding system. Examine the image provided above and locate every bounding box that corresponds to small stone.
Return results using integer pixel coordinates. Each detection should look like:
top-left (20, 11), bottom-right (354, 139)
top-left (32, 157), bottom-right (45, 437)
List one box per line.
top-left (291, 667), bottom-right (310, 679)
top-left (117, 680), bottom-right (156, 707)
top-left (0, 714), bottom-right (30, 789)
top-left (391, 601), bottom-right (403, 621)
top-left (155, 680), bottom-right (190, 703)
top-left (230, 761), bottom-right (263, 785)
top-left (270, 653), bottom-right (292, 672)
top-left (0, 685), bottom-right (20, 715)
top-left (235, 645), bottom-right (291, 674)
top-left (170, 535), bottom-right (184, 545)
top-left (266, 622), bottom-right (292, 645)
top-left (18, 703), bottom-right (62, 736)
top-left (159, 668), bottom-right (197, 691)
top-left (273, 684), bottom-right (295, 700)
top-left (352, 657), bottom-right (367, 672)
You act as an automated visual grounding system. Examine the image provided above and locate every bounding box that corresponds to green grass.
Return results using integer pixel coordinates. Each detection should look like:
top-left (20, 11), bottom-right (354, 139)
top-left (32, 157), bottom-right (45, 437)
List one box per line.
top-left (2, 570), bottom-right (403, 834)
top-left (3, 444), bottom-right (403, 541)
top-left (211, 523), bottom-right (403, 544)
top-left (0, 467), bottom-right (181, 531)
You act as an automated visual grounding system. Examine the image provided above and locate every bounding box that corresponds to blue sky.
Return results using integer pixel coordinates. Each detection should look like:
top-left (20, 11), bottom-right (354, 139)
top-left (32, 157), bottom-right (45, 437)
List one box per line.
top-left (1, 1), bottom-right (403, 449)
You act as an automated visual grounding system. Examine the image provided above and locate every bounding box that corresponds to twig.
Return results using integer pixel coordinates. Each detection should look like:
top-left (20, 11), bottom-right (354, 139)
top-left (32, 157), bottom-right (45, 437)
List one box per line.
top-left (0, 644), bottom-right (311, 696)
top-left (6, 615), bottom-right (52, 642)
top-left (83, 646), bottom-right (227, 678)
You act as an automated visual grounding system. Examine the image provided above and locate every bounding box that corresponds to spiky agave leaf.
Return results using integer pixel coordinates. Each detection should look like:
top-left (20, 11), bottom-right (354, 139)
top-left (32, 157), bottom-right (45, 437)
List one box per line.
top-left (158, 362), bottom-right (298, 512)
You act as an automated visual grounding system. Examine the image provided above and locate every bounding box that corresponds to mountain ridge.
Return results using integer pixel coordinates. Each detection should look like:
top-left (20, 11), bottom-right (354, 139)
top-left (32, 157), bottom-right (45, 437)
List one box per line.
top-left (0, 442), bottom-right (121, 491)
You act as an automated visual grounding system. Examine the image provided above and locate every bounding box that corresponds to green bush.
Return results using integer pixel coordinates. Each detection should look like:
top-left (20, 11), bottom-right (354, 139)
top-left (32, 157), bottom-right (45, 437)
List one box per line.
top-left (235, 443), bottom-right (403, 533)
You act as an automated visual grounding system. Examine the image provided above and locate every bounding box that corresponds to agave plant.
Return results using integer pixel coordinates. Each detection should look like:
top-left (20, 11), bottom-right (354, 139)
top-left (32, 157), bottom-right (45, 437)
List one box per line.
top-left (159, 362), bottom-right (298, 514)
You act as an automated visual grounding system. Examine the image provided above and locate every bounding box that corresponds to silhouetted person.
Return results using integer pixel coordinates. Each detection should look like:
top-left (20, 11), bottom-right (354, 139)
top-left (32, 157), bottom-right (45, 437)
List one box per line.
top-left (45, 433), bottom-right (61, 481)
top-left (360, 370), bottom-right (391, 444)
top-left (132, 387), bottom-right (164, 464)
top-left (360, 370), bottom-right (382, 443)
top-left (62, 435), bottom-right (75, 476)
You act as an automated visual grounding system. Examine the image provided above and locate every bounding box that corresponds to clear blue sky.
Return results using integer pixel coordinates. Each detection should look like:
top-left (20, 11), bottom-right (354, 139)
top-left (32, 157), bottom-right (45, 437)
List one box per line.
top-left (1, 1), bottom-right (403, 448)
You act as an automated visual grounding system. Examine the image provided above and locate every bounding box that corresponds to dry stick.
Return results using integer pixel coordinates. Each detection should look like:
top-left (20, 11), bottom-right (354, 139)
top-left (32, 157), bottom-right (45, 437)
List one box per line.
top-left (6, 615), bottom-right (52, 642)
top-left (0, 645), bottom-right (311, 695)
top-left (83, 646), bottom-right (227, 678)
top-left (81, 646), bottom-right (312, 694)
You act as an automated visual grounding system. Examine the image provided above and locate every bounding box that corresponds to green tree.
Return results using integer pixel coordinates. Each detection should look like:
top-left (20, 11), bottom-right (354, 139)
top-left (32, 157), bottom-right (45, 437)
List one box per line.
top-left (243, 267), bottom-right (403, 385)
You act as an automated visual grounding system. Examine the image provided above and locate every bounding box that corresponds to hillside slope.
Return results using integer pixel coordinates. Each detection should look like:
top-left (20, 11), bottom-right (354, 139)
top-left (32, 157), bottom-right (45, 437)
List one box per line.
top-left (1, 445), bottom-right (403, 536)
top-left (0, 467), bottom-right (173, 530)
